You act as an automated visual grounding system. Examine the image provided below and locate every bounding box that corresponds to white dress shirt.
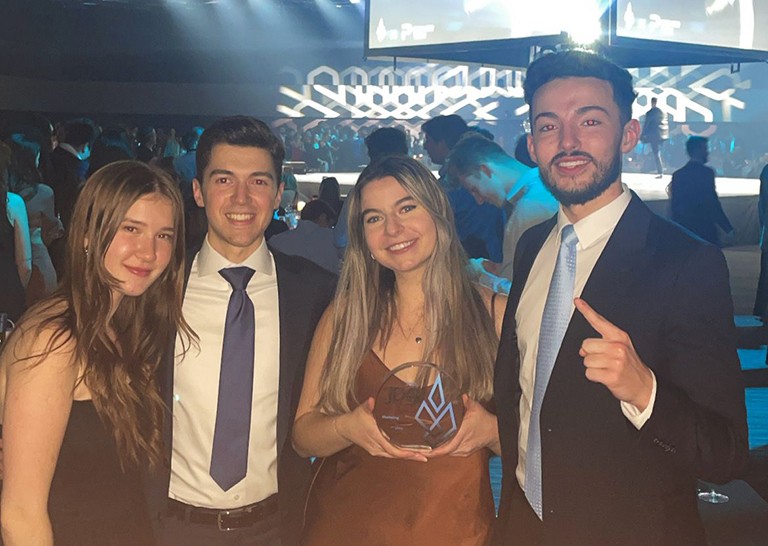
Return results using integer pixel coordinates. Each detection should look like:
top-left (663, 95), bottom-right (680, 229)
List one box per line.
top-left (514, 185), bottom-right (657, 490)
top-left (169, 237), bottom-right (280, 509)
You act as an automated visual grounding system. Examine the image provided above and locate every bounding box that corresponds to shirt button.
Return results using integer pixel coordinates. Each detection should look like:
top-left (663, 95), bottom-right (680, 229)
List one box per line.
top-left (234, 495), bottom-right (240, 501)
top-left (546, 427), bottom-right (552, 433)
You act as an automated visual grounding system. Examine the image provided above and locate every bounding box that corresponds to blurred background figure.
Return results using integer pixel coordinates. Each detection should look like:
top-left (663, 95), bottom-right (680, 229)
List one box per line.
top-left (135, 126), bottom-right (157, 163)
top-left (0, 141), bottom-right (31, 322)
top-left (87, 126), bottom-right (135, 177)
top-left (422, 114), bottom-right (506, 262)
top-left (641, 97), bottom-right (669, 177)
top-left (7, 134), bottom-right (62, 305)
top-left (269, 199), bottom-right (340, 274)
top-left (754, 161), bottom-right (768, 319)
top-left (669, 136), bottom-right (733, 245)
top-left (317, 176), bottom-right (343, 221)
top-left (446, 133), bottom-right (558, 292)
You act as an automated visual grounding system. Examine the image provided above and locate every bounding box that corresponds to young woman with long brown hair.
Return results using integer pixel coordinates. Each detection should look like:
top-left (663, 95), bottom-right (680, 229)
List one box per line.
top-left (0, 160), bottom-right (194, 546)
top-left (293, 156), bottom-right (506, 545)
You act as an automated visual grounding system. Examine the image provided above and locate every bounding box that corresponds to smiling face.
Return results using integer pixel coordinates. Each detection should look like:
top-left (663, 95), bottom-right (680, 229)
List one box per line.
top-left (360, 176), bottom-right (438, 279)
top-left (193, 143), bottom-right (283, 263)
top-left (103, 193), bottom-right (175, 306)
top-left (527, 77), bottom-right (640, 220)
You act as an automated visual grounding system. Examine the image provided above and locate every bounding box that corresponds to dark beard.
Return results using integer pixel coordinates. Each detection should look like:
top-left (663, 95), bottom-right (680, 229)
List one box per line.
top-left (539, 150), bottom-right (622, 207)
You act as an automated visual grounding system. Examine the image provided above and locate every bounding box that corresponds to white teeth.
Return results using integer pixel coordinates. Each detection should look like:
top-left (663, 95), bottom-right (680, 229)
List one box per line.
top-left (227, 213), bottom-right (253, 221)
top-left (559, 159), bottom-right (589, 168)
top-left (388, 240), bottom-right (415, 251)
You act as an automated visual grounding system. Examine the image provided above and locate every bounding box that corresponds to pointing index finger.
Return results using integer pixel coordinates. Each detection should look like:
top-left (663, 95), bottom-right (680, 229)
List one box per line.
top-left (574, 297), bottom-right (624, 340)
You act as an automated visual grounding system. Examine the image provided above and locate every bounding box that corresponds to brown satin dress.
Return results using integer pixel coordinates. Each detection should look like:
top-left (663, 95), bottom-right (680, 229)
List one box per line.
top-left (301, 352), bottom-right (495, 546)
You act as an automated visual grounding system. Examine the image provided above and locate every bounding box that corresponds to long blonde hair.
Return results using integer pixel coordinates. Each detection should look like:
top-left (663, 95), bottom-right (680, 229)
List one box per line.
top-left (318, 156), bottom-right (497, 414)
top-left (21, 160), bottom-right (194, 468)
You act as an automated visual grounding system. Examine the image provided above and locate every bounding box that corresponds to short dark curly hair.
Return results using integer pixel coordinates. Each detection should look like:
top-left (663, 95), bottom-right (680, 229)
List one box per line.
top-left (524, 49), bottom-right (638, 127)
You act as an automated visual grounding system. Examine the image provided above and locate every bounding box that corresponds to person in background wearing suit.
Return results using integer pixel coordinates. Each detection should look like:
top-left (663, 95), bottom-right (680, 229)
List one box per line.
top-left (753, 162), bottom-right (768, 319)
top-left (640, 97), bottom-right (668, 177)
top-left (48, 119), bottom-right (95, 278)
top-left (493, 50), bottom-right (748, 546)
top-left (149, 116), bottom-right (336, 546)
top-left (668, 136), bottom-right (733, 246)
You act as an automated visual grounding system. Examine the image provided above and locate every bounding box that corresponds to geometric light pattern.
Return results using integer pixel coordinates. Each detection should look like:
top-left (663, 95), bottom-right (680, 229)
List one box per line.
top-left (278, 62), bottom-right (752, 123)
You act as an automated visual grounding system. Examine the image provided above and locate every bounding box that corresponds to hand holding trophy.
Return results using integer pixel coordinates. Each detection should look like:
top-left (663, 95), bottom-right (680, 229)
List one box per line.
top-left (373, 362), bottom-right (465, 451)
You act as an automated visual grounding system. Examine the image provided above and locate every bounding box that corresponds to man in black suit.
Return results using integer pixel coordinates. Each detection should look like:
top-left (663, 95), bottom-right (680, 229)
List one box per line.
top-left (149, 116), bottom-right (335, 546)
top-left (640, 97), bottom-right (668, 177)
top-left (48, 119), bottom-right (95, 276)
top-left (493, 50), bottom-right (748, 546)
top-left (669, 136), bottom-right (733, 245)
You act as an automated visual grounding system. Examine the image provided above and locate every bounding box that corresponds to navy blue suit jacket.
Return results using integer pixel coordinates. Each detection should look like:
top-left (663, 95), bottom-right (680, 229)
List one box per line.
top-left (493, 193), bottom-right (748, 546)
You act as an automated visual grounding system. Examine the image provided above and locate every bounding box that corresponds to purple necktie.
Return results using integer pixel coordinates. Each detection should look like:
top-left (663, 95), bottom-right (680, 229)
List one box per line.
top-left (210, 266), bottom-right (255, 491)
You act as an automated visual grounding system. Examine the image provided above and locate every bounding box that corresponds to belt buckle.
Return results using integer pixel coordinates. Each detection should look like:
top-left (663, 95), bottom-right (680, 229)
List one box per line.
top-left (217, 510), bottom-right (235, 532)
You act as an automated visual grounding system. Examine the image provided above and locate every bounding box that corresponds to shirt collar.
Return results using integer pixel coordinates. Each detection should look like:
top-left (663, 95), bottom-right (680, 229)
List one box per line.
top-left (505, 167), bottom-right (539, 203)
top-left (58, 143), bottom-right (82, 160)
top-left (556, 183), bottom-right (631, 249)
top-left (196, 236), bottom-right (274, 278)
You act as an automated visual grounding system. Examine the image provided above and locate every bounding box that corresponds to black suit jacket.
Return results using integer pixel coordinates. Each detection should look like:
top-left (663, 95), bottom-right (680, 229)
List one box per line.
top-left (147, 246), bottom-right (335, 546)
top-left (49, 147), bottom-right (84, 230)
top-left (669, 161), bottom-right (733, 245)
top-left (493, 193), bottom-right (748, 546)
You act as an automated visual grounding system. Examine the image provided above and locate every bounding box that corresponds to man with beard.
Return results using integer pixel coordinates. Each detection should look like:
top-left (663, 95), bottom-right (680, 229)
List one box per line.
top-left (492, 50), bottom-right (748, 546)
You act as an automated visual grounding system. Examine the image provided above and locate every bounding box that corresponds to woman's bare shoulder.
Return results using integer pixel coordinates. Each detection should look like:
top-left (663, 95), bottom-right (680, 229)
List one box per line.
top-left (2, 300), bottom-right (77, 372)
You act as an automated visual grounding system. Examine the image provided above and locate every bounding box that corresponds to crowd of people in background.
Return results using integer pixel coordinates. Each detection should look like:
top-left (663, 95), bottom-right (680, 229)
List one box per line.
top-left (0, 49), bottom-right (760, 546)
top-left (0, 104), bottom-right (765, 322)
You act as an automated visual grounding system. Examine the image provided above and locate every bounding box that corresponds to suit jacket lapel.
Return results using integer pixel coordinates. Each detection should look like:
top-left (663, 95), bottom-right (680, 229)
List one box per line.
top-left (274, 252), bottom-right (302, 457)
top-left (550, 192), bottom-right (655, 396)
top-left (498, 215), bottom-right (556, 384)
top-left (576, 192), bottom-right (653, 326)
top-left (161, 245), bottom-right (200, 461)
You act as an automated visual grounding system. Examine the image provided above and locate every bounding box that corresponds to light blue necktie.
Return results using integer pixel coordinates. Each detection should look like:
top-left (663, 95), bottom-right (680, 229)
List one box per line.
top-left (525, 224), bottom-right (578, 519)
top-left (210, 266), bottom-right (255, 491)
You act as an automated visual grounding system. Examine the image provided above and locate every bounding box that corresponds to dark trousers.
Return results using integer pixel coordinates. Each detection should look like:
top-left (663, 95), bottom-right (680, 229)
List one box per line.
top-left (154, 506), bottom-right (280, 546)
top-left (493, 483), bottom-right (543, 546)
top-left (650, 140), bottom-right (664, 175)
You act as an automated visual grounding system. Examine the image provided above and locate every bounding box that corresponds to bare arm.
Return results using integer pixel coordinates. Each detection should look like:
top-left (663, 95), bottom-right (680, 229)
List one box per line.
top-left (292, 306), bottom-right (427, 462)
top-left (428, 289), bottom-right (507, 458)
top-left (1, 324), bottom-right (78, 546)
top-left (7, 193), bottom-right (32, 288)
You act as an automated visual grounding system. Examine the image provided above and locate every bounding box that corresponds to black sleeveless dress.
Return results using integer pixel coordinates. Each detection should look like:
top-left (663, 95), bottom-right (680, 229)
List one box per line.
top-left (47, 401), bottom-right (155, 545)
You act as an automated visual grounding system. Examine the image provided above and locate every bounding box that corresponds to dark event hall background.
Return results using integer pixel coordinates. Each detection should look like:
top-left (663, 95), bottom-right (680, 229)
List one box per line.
top-left (0, 0), bottom-right (766, 521)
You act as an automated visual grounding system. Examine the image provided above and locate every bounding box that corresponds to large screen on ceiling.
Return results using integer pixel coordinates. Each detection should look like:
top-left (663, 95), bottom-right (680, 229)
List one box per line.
top-left (367, 0), bottom-right (610, 50)
top-left (615, 0), bottom-right (768, 52)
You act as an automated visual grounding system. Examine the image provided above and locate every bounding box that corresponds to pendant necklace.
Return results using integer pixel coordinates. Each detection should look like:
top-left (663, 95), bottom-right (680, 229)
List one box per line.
top-left (396, 314), bottom-right (424, 344)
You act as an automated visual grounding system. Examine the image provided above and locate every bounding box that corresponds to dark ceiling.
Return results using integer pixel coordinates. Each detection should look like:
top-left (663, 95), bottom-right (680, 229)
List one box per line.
top-left (0, 0), bottom-right (366, 83)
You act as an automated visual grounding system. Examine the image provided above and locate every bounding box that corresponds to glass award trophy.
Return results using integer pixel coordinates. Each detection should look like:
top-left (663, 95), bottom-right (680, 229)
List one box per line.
top-left (373, 362), bottom-right (464, 451)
